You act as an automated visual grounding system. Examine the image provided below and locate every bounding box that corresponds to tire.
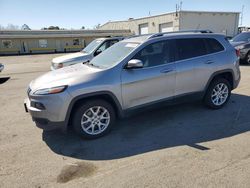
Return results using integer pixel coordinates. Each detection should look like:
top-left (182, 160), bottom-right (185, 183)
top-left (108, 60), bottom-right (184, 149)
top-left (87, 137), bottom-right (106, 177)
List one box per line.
top-left (204, 78), bottom-right (231, 109)
top-left (245, 52), bottom-right (250, 65)
top-left (72, 99), bottom-right (116, 139)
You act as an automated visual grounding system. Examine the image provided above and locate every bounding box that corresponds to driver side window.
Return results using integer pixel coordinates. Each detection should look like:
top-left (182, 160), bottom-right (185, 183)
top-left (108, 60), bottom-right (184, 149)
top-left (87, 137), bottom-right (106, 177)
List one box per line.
top-left (132, 40), bottom-right (174, 68)
top-left (96, 40), bottom-right (119, 54)
top-left (97, 41), bottom-right (108, 52)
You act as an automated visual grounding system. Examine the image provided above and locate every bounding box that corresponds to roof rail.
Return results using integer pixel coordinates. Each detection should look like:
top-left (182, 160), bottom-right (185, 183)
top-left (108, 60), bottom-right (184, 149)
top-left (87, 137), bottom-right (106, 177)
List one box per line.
top-left (148, 29), bottom-right (213, 39)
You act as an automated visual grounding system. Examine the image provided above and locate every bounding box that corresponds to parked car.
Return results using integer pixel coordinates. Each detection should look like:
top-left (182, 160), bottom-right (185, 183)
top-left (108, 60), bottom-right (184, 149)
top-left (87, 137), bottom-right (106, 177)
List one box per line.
top-left (25, 32), bottom-right (241, 139)
top-left (51, 37), bottom-right (124, 70)
top-left (0, 64), bottom-right (4, 72)
top-left (230, 32), bottom-right (250, 64)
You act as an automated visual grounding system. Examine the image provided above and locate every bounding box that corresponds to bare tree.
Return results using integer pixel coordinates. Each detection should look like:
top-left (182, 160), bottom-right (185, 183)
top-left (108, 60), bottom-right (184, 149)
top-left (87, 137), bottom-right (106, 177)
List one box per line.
top-left (0, 24), bottom-right (20, 30)
top-left (6, 24), bottom-right (19, 30)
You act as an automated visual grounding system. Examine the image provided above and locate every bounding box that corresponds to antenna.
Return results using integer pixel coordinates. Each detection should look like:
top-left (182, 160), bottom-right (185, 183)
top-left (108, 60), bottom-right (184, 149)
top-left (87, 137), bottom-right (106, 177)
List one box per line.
top-left (240, 5), bottom-right (244, 26)
top-left (176, 4), bottom-right (178, 17)
top-left (180, 1), bottom-right (183, 11)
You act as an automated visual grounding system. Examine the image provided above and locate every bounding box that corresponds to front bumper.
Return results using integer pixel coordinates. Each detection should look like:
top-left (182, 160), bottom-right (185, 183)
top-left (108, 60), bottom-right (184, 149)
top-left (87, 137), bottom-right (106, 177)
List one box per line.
top-left (24, 91), bottom-right (71, 131)
top-left (50, 66), bottom-right (56, 71)
top-left (0, 64), bottom-right (4, 72)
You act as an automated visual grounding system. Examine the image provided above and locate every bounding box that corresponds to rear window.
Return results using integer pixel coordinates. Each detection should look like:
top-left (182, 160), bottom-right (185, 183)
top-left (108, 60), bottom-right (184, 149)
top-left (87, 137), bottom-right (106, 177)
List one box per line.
top-left (175, 38), bottom-right (207, 61)
top-left (204, 38), bottom-right (224, 54)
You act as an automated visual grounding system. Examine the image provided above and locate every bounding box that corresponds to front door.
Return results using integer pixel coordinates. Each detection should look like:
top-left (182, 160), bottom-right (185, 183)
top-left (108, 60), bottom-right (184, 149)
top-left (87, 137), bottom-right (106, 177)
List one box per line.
top-left (121, 40), bottom-right (176, 109)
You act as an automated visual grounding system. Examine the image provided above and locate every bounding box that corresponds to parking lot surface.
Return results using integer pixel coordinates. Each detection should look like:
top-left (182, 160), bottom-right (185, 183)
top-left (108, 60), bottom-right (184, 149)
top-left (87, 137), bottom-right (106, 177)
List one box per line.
top-left (0, 54), bottom-right (250, 188)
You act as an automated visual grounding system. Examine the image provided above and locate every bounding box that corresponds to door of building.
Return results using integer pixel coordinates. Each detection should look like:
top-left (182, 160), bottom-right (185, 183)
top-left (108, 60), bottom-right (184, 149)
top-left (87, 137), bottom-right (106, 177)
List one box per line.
top-left (55, 40), bottom-right (61, 52)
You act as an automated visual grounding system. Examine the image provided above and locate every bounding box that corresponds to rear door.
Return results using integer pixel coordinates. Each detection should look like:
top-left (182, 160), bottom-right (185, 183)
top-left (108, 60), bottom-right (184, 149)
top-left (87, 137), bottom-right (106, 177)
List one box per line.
top-left (193, 38), bottom-right (226, 91)
top-left (174, 38), bottom-right (208, 96)
top-left (121, 40), bottom-right (176, 109)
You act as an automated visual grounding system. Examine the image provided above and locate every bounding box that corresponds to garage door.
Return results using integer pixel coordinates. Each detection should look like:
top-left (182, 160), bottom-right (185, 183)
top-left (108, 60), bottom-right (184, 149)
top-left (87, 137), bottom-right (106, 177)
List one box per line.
top-left (159, 22), bottom-right (174, 33)
top-left (139, 23), bottom-right (149, 35)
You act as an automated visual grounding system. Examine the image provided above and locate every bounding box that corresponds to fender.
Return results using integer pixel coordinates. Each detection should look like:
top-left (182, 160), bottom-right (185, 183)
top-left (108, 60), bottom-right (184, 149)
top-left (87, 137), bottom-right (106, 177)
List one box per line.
top-left (64, 91), bottom-right (124, 126)
top-left (204, 69), bottom-right (235, 92)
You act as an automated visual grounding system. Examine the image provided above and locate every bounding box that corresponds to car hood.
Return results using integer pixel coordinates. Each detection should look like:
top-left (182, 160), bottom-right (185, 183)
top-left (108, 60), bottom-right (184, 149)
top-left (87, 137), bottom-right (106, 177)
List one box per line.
top-left (230, 41), bottom-right (247, 47)
top-left (52, 52), bottom-right (91, 64)
top-left (30, 63), bottom-right (101, 91)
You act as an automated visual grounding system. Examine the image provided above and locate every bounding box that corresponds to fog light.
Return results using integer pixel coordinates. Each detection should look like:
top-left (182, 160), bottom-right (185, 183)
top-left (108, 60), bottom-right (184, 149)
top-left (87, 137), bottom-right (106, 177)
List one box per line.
top-left (31, 101), bottom-right (45, 110)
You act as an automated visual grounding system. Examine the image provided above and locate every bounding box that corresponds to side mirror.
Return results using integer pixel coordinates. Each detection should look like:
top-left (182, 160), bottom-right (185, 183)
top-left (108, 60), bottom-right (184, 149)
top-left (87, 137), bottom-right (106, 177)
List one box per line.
top-left (94, 49), bottom-right (102, 56)
top-left (126, 59), bottom-right (144, 69)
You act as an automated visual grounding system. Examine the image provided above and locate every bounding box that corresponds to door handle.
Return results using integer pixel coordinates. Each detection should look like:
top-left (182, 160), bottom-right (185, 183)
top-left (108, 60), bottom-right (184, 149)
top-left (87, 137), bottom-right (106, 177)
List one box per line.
top-left (160, 68), bottom-right (174, 74)
top-left (205, 60), bottom-right (214, 64)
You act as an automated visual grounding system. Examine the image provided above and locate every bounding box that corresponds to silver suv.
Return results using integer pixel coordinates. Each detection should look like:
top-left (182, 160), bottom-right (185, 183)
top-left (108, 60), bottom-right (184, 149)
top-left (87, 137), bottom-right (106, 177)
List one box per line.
top-left (51, 37), bottom-right (124, 70)
top-left (24, 32), bottom-right (241, 139)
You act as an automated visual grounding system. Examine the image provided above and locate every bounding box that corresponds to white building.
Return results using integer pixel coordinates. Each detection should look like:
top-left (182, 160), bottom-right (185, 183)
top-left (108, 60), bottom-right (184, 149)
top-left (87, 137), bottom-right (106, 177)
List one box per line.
top-left (100, 10), bottom-right (240, 37)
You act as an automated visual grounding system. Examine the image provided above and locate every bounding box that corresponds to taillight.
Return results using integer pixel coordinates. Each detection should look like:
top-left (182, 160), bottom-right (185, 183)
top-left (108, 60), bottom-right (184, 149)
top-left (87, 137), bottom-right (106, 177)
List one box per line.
top-left (236, 49), bottom-right (240, 57)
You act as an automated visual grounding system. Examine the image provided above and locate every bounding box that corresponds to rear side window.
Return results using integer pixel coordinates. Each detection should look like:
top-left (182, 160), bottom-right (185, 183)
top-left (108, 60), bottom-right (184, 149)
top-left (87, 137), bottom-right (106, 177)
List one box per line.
top-left (175, 38), bottom-right (207, 61)
top-left (204, 38), bottom-right (224, 54)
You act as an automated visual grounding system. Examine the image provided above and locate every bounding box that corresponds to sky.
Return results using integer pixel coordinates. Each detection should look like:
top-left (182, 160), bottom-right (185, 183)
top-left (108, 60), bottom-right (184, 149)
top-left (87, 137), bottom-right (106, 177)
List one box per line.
top-left (0, 0), bottom-right (249, 29)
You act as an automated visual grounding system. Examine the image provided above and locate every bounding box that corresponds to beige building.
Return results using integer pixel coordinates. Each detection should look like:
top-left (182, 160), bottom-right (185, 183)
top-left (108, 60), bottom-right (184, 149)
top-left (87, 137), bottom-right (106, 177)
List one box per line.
top-left (100, 10), bottom-right (239, 37)
top-left (0, 29), bottom-right (131, 55)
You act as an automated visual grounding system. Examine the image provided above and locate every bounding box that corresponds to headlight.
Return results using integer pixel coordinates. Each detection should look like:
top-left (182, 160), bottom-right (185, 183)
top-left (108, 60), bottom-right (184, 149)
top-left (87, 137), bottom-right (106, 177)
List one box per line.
top-left (236, 45), bottom-right (245, 50)
top-left (34, 85), bottom-right (67, 95)
top-left (52, 63), bottom-right (63, 69)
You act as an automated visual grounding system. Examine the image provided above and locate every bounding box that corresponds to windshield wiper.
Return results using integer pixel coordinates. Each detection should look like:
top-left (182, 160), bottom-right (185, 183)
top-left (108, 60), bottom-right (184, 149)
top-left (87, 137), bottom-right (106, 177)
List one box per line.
top-left (87, 62), bottom-right (100, 68)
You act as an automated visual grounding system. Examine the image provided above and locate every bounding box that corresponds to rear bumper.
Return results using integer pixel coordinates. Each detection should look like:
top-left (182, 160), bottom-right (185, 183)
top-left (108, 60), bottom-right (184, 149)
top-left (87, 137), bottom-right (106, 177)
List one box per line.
top-left (233, 75), bottom-right (241, 89)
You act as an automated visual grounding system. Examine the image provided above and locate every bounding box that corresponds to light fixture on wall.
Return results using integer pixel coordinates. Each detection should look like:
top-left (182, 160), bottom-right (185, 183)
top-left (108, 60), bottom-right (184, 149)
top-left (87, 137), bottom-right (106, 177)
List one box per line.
top-left (152, 22), bottom-right (155, 26)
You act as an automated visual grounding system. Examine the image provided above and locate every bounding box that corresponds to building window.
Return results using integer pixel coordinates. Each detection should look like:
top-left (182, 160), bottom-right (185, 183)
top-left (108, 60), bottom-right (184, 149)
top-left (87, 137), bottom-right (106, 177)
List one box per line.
top-left (2, 40), bottom-right (13, 48)
top-left (39, 39), bottom-right (48, 48)
top-left (73, 38), bottom-right (80, 46)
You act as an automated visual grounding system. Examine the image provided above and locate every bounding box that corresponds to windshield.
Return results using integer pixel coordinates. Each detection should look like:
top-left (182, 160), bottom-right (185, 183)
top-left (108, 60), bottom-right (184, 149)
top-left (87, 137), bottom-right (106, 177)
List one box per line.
top-left (232, 32), bottom-right (250, 42)
top-left (82, 39), bottom-right (103, 53)
top-left (89, 42), bottom-right (139, 69)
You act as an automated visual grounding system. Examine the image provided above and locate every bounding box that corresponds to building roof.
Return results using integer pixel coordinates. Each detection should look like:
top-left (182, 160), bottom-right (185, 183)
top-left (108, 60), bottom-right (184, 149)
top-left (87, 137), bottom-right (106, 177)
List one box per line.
top-left (101, 10), bottom-right (240, 27)
top-left (0, 29), bottom-right (131, 39)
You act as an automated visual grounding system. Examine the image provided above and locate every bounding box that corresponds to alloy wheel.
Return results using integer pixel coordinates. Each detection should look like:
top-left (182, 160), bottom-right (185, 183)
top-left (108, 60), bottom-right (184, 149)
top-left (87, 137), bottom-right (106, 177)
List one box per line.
top-left (211, 83), bottom-right (229, 106)
top-left (81, 106), bottom-right (110, 135)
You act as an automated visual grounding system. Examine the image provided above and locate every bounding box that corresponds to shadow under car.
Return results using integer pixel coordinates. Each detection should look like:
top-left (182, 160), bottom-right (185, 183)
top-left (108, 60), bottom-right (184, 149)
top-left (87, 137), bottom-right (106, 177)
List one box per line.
top-left (42, 93), bottom-right (250, 161)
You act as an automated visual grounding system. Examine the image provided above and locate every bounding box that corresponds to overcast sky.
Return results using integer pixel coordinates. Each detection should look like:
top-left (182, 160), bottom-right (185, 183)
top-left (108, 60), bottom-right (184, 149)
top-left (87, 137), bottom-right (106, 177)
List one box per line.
top-left (0, 0), bottom-right (249, 29)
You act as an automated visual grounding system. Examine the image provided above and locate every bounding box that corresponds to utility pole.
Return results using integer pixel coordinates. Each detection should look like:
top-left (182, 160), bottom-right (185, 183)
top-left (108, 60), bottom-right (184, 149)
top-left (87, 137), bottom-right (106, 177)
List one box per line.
top-left (240, 5), bottom-right (244, 26)
top-left (180, 1), bottom-right (183, 11)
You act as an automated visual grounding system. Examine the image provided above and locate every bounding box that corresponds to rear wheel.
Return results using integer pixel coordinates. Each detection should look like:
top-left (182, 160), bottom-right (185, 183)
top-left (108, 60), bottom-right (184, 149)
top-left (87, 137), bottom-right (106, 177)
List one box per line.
top-left (72, 100), bottom-right (116, 139)
top-left (204, 78), bottom-right (231, 109)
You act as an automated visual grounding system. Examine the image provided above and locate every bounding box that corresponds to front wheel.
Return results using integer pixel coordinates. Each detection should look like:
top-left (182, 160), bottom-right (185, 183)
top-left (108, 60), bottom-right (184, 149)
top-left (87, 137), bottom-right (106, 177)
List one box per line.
top-left (72, 100), bottom-right (116, 139)
top-left (204, 78), bottom-right (231, 109)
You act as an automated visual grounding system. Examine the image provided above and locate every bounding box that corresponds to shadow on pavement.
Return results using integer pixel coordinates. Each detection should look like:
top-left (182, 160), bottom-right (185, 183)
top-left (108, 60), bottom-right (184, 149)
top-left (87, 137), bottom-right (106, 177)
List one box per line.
top-left (0, 77), bottom-right (10, 84)
top-left (43, 93), bottom-right (250, 161)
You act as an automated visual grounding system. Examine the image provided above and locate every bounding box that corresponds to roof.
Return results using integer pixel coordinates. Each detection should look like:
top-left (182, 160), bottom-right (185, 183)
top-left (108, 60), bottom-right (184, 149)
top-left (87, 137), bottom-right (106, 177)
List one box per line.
top-left (123, 32), bottom-right (225, 43)
top-left (101, 10), bottom-right (240, 27)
